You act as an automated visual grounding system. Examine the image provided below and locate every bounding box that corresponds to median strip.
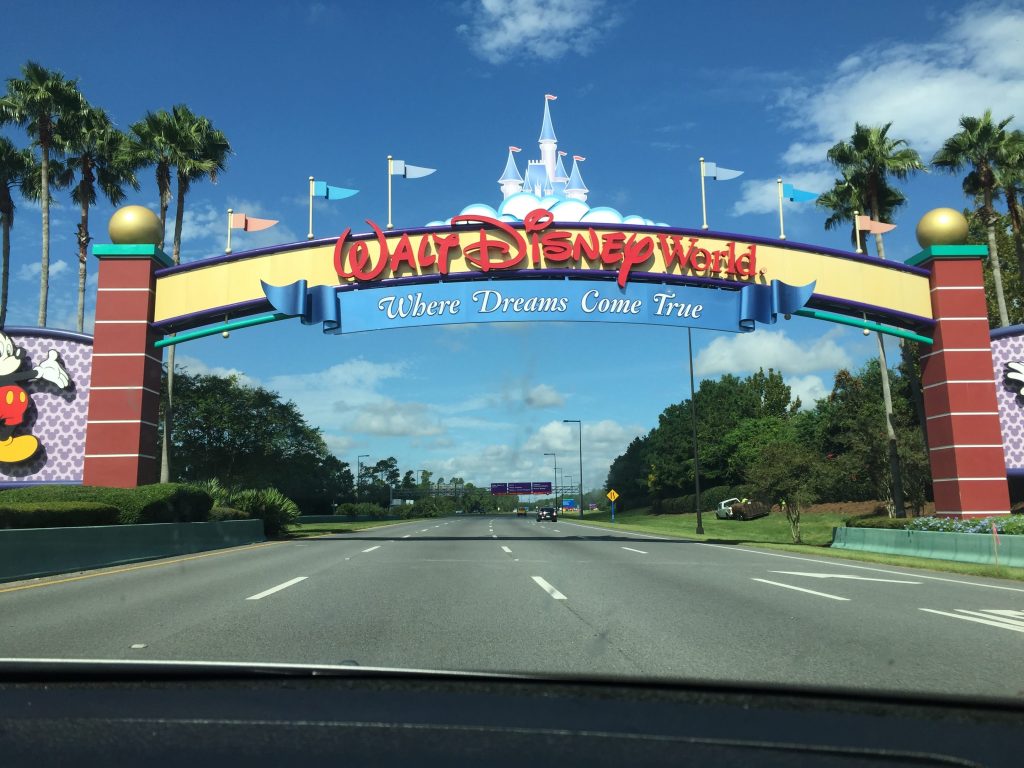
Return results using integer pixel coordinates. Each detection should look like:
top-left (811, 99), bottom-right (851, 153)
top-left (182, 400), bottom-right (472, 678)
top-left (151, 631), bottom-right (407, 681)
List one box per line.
top-left (246, 576), bottom-right (308, 601)
top-left (532, 576), bottom-right (567, 600)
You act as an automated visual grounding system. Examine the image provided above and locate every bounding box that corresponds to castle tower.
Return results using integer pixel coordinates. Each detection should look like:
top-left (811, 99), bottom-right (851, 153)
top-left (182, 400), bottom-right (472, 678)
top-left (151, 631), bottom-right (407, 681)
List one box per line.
top-left (564, 156), bottom-right (588, 203)
top-left (498, 148), bottom-right (524, 199)
top-left (551, 152), bottom-right (570, 196)
top-left (539, 96), bottom-right (558, 182)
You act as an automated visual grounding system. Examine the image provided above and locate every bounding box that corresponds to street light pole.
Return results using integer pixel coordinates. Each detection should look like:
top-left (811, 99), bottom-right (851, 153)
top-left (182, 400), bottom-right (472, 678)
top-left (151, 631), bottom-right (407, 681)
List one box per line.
top-left (356, 454), bottom-right (369, 502)
top-left (687, 328), bottom-right (704, 535)
top-left (563, 419), bottom-right (583, 518)
top-left (544, 452), bottom-right (558, 510)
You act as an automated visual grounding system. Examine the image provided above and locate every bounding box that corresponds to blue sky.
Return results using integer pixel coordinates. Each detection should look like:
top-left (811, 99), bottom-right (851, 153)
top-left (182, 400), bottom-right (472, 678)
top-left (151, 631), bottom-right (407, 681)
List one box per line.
top-left (3, 0), bottom-right (1023, 494)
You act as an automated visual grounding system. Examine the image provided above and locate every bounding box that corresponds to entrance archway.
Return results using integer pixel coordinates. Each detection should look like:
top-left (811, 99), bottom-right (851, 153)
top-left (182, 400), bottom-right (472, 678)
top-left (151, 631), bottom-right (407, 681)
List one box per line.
top-left (83, 207), bottom-right (1008, 519)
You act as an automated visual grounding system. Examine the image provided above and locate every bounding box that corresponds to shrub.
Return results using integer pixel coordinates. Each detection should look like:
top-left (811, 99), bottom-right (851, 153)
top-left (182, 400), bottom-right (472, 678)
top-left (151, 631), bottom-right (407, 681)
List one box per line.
top-left (0, 502), bottom-right (121, 529)
top-left (233, 487), bottom-right (299, 537)
top-left (207, 506), bottom-right (250, 521)
top-left (0, 484), bottom-right (213, 524)
top-left (334, 502), bottom-right (388, 518)
top-left (846, 516), bottom-right (910, 529)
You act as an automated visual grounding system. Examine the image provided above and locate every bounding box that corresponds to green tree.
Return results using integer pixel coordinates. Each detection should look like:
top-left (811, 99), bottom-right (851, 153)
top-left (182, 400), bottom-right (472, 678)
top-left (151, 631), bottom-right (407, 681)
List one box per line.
top-left (967, 208), bottom-right (1023, 326)
top-left (65, 104), bottom-right (138, 331)
top-left (0, 61), bottom-right (83, 326)
top-left (0, 137), bottom-right (33, 326)
top-left (997, 132), bottom-right (1024, 279)
top-left (746, 439), bottom-right (819, 543)
top-left (933, 110), bottom-right (1023, 327)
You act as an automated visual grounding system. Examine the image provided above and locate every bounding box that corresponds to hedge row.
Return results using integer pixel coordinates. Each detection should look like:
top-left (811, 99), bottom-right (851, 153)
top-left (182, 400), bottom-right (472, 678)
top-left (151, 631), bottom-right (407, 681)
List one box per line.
top-left (0, 502), bottom-right (121, 529)
top-left (652, 485), bottom-right (757, 515)
top-left (334, 502), bottom-right (388, 518)
top-left (0, 483), bottom-right (213, 525)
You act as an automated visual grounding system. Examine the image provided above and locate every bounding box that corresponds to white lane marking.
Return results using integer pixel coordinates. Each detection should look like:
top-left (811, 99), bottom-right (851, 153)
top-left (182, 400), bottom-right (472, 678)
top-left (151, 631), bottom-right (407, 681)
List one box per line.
top-left (751, 578), bottom-right (849, 601)
top-left (491, 534), bottom-right (497, 538)
top-left (129, 644), bottom-right (147, 649)
top-left (501, 546), bottom-right (512, 553)
top-left (705, 543), bottom-right (1024, 593)
top-left (552, 529), bottom-right (560, 533)
top-left (952, 609), bottom-right (1024, 628)
top-left (621, 546), bottom-right (648, 554)
top-left (558, 521), bottom-right (670, 540)
top-left (920, 608), bottom-right (1024, 633)
top-left (402, 535), bottom-right (411, 538)
top-left (420, 529), bottom-right (429, 532)
top-left (531, 576), bottom-right (567, 600)
top-left (246, 576), bottom-right (308, 601)
top-left (362, 546), bottom-right (380, 553)
top-left (770, 571), bottom-right (920, 584)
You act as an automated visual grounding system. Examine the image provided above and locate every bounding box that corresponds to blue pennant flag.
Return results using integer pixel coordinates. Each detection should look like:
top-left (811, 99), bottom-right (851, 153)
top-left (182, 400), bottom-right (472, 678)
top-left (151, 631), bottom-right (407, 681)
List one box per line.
top-left (262, 280), bottom-right (342, 333)
top-left (312, 180), bottom-right (359, 200)
top-left (738, 280), bottom-right (816, 330)
top-left (783, 183), bottom-right (818, 203)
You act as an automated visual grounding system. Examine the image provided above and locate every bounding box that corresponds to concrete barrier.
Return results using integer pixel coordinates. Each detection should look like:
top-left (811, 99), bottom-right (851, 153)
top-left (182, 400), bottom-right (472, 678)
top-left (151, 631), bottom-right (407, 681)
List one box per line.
top-left (0, 519), bottom-right (265, 583)
top-left (831, 527), bottom-right (1024, 568)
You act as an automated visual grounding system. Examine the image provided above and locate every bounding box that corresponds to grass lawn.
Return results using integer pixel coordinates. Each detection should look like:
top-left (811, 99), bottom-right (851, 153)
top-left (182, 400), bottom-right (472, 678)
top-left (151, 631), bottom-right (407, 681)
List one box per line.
top-left (286, 518), bottom-right (429, 538)
top-left (570, 507), bottom-right (1024, 582)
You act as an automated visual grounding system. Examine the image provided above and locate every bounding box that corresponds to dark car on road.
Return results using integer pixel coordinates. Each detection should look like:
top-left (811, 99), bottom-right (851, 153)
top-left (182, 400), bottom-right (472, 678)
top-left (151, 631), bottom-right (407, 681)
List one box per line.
top-left (536, 506), bottom-right (557, 522)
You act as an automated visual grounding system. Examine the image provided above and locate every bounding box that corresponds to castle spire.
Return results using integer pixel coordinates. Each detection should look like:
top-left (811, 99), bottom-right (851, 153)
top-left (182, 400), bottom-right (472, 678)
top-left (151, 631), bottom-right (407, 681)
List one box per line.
top-left (539, 94), bottom-right (558, 181)
top-left (564, 156), bottom-right (588, 203)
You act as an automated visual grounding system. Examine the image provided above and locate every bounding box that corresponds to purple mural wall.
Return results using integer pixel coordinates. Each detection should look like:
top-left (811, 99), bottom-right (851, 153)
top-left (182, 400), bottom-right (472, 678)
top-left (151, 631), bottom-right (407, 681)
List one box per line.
top-left (0, 327), bottom-right (92, 485)
top-left (991, 325), bottom-right (1024, 476)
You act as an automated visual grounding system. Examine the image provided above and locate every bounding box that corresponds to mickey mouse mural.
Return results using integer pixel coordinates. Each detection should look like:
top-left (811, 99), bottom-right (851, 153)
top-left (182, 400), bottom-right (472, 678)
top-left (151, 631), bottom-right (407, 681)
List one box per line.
top-left (0, 331), bottom-right (70, 463)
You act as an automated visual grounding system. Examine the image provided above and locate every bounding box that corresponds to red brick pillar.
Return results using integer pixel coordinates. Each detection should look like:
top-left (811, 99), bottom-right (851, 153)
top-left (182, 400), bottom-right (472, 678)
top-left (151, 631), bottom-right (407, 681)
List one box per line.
top-left (82, 244), bottom-right (169, 487)
top-left (910, 245), bottom-right (1010, 518)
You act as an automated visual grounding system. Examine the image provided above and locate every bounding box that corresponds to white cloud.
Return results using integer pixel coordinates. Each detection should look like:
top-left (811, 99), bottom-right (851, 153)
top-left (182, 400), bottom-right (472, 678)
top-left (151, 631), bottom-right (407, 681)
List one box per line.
top-left (777, 3), bottom-right (1024, 158)
top-left (456, 0), bottom-right (622, 65)
top-left (351, 399), bottom-right (444, 436)
top-left (174, 354), bottom-right (259, 387)
top-left (694, 329), bottom-right (853, 377)
top-left (732, 170), bottom-right (834, 217)
top-left (787, 374), bottom-right (829, 409)
top-left (179, 199), bottom-right (299, 259)
top-left (523, 382), bottom-right (564, 408)
top-left (17, 259), bottom-right (68, 281)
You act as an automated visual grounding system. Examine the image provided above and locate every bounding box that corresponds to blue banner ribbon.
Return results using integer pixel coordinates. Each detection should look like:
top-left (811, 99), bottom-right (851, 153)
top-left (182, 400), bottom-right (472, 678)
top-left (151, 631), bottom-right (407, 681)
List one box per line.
top-left (261, 280), bottom-right (342, 333)
top-left (738, 280), bottom-right (816, 330)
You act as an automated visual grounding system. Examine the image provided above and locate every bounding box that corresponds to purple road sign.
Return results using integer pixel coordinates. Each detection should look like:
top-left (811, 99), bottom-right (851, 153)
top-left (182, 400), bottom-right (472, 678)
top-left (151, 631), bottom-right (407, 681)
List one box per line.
top-left (490, 483), bottom-right (508, 495)
top-left (508, 481), bottom-right (532, 494)
top-left (532, 481), bottom-right (552, 494)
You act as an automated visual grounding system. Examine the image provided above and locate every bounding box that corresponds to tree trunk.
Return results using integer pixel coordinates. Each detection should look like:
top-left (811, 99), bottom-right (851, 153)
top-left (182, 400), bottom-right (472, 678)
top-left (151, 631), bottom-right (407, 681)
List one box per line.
top-left (985, 188), bottom-right (1009, 327)
top-left (157, 165), bottom-right (170, 251)
top-left (38, 142), bottom-right (49, 327)
top-left (869, 197), bottom-right (905, 517)
top-left (172, 178), bottom-right (185, 266)
top-left (1, 217), bottom-right (9, 327)
top-left (76, 180), bottom-right (89, 333)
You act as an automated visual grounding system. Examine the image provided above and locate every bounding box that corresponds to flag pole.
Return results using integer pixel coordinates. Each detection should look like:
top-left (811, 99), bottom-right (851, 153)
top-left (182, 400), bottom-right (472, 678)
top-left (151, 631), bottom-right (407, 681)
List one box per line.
top-left (387, 155), bottom-right (394, 230)
top-left (777, 178), bottom-right (786, 240)
top-left (853, 209), bottom-right (863, 254)
top-left (226, 208), bottom-right (233, 255)
top-left (307, 176), bottom-right (315, 240)
top-left (699, 157), bottom-right (708, 230)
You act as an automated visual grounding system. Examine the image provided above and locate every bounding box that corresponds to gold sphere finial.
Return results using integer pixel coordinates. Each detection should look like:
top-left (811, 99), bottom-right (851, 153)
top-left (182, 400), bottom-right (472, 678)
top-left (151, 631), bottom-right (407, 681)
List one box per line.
top-left (916, 208), bottom-right (969, 249)
top-left (108, 205), bottom-right (162, 245)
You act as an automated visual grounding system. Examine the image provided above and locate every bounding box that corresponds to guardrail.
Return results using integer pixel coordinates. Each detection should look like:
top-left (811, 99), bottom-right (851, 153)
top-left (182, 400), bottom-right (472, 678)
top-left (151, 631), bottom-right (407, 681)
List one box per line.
top-left (831, 527), bottom-right (1024, 568)
top-left (0, 519), bottom-right (265, 583)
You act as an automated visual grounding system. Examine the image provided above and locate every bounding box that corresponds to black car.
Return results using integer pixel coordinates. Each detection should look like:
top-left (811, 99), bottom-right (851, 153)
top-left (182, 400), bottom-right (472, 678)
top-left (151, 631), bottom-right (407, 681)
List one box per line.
top-left (536, 506), bottom-right (557, 522)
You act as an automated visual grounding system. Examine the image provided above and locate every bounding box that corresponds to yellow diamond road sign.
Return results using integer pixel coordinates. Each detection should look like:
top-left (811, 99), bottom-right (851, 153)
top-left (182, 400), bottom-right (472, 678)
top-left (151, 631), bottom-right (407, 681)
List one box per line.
top-left (607, 489), bottom-right (619, 502)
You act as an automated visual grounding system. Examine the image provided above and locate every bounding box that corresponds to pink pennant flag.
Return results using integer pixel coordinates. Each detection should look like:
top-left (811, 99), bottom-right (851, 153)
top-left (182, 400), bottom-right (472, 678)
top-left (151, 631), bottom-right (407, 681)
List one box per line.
top-left (992, 522), bottom-right (1001, 545)
top-left (509, 146), bottom-right (522, 153)
top-left (856, 215), bottom-right (896, 235)
top-left (545, 93), bottom-right (557, 101)
top-left (230, 213), bottom-right (278, 232)
top-left (573, 155), bottom-right (586, 161)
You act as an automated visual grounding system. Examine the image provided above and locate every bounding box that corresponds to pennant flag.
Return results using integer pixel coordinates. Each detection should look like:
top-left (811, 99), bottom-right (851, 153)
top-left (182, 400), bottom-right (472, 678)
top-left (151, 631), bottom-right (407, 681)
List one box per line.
top-left (993, 522), bottom-right (1001, 545)
top-left (545, 93), bottom-right (557, 101)
top-left (229, 213), bottom-right (277, 232)
top-left (703, 162), bottom-right (743, 181)
top-left (558, 150), bottom-right (567, 156)
top-left (782, 183), bottom-right (818, 202)
top-left (391, 159), bottom-right (436, 179)
top-left (573, 155), bottom-right (586, 161)
top-left (509, 146), bottom-right (522, 153)
top-left (312, 180), bottom-right (359, 200)
top-left (856, 214), bottom-right (897, 234)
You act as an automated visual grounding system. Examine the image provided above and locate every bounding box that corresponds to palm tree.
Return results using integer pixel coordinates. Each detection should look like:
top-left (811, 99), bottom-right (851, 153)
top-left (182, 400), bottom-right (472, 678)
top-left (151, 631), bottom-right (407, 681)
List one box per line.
top-left (933, 111), bottom-right (1022, 328)
top-left (66, 105), bottom-right (139, 331)
top-left (822, 124), bottom-right (925, 518)
top-left (0, 137), bottom-right (33, 327)
top-left (0, 61), bottom-right (83, 326)
top-left (818, 169), bottom-right (906, 252)
top-left (131, 105), bottom-right (230, 483)
top-left (996, 130), bottom-right (1024, 281)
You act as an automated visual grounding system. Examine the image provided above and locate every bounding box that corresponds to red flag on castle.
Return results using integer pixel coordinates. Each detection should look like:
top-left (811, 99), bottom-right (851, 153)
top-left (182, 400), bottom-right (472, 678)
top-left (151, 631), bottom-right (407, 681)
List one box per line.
top-left (509, 146), bottom-right (522, 153)
top-left (573, 155), bottom-right (586, 161)
top-left (226, 209), bottom-right (278, 254)
top-left (545, 94), bottom-right (557, 101)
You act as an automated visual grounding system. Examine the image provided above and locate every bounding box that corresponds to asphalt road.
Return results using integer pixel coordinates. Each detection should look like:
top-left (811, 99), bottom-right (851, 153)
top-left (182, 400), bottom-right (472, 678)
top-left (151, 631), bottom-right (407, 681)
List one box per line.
top-left (2, 515), bottom-right (1023, 698)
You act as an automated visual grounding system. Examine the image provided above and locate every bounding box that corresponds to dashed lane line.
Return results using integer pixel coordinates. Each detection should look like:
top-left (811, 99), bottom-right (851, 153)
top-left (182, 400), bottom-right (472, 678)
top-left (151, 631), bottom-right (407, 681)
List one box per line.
top-left (246, 576), bottom-right (308, 601)
top-left (362, 546), bottom-right (381, 553)
top-left (531, 576), bottom-right (567, 600)
top-left (621, 546), bottom-right (648, 554)
top-left (751, 578), bottom-right (849, 601)
top-left (501, 546), bottom-right (512, 554)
